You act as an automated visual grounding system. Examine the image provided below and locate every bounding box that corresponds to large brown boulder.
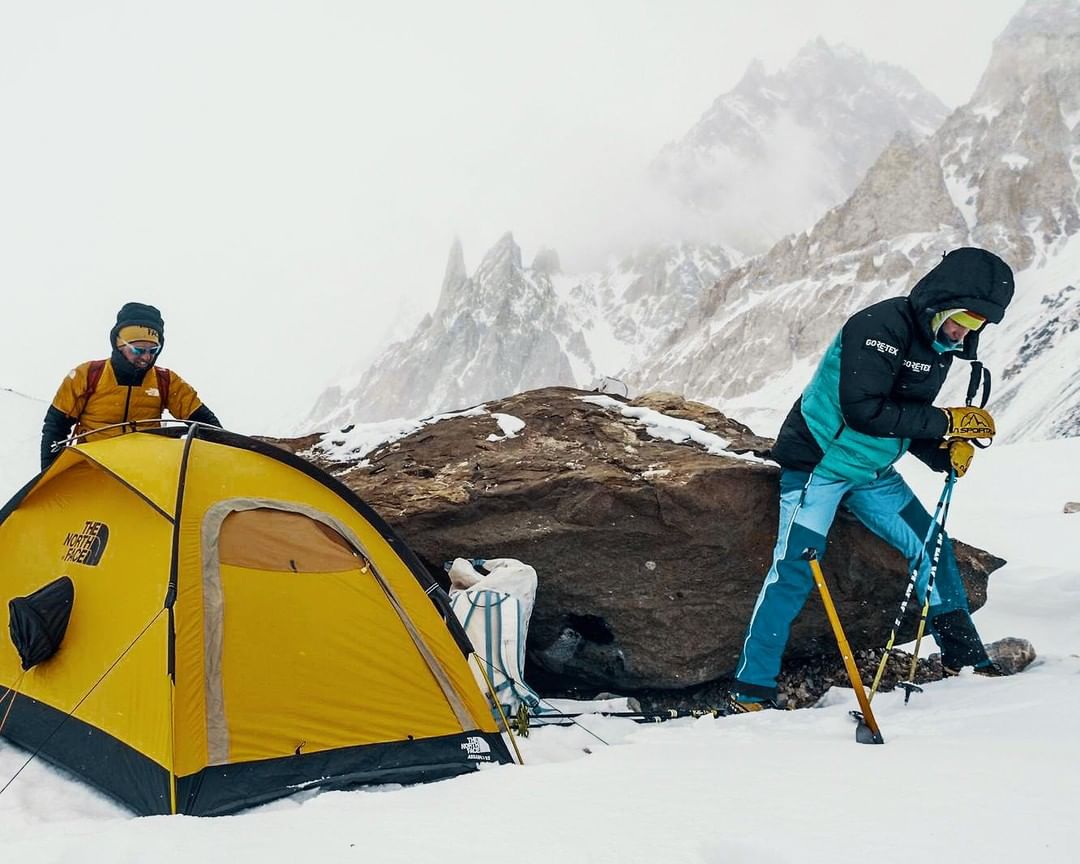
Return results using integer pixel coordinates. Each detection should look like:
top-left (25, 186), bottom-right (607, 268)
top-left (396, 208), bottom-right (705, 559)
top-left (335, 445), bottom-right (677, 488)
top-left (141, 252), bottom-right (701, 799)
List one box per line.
top-left (277, 386), bottom-right (1004, 693)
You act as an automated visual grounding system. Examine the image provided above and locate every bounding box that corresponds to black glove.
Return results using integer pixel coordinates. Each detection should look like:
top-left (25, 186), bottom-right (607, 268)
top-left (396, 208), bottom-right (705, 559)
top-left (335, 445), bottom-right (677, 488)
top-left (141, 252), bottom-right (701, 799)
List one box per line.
top-left (40, 406), bottom-right (74, 471)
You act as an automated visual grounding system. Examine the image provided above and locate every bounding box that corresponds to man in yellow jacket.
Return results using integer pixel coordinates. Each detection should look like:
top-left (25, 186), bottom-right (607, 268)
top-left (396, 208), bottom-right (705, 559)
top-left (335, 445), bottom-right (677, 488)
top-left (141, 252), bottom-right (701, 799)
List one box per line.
top-left (40, 301), bottom-right (221, 469)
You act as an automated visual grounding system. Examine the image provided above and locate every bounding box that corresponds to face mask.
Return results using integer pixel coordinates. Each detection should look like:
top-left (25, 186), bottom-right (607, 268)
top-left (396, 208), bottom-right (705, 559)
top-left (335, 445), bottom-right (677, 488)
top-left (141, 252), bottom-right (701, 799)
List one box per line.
top-left (929, 309), bottom-right (968, 354)
top-left (931, 337), bottom-right (962, 354)
top-left (931, 322), bottom-right (967, 353)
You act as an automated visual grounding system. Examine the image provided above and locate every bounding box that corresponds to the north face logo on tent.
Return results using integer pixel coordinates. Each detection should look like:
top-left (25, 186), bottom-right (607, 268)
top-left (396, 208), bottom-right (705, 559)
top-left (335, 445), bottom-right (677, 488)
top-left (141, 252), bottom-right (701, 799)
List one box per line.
top-left (461, 736), bottom-right (493, 761)
top-left (63, 521), bottom-right (110, 566)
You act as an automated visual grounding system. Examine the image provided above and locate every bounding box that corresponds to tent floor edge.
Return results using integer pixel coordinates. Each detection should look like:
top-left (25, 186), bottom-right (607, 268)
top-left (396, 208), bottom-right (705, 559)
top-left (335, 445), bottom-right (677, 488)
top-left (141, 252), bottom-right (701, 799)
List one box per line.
top-left (177, 730), bottom-right (513, 817)
top-left (1, 695), bottom-right (171, 816)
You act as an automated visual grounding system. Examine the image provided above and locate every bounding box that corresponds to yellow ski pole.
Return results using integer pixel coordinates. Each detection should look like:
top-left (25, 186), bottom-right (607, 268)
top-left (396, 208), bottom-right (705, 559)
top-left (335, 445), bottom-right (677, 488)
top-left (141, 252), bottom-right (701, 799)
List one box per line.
top-left (804, 549), bottom-right (884, 745)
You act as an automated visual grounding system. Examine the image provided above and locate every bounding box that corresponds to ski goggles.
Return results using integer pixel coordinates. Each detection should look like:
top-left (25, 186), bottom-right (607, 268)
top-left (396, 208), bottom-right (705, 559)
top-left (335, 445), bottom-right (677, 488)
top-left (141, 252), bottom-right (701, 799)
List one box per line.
top-left (948, 310), bottom-right (987, 331)
top-left (118, 339), bottom-right (162, 357)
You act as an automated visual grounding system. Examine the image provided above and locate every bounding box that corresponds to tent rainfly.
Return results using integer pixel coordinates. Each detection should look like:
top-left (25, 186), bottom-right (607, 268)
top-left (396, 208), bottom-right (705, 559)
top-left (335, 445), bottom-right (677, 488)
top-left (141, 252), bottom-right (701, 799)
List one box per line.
top-left (0, 425), bottom-right (512, 816)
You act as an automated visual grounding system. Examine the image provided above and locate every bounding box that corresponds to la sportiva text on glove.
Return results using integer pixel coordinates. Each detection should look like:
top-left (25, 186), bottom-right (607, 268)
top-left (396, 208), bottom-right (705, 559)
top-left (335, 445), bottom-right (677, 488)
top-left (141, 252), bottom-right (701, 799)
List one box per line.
top-left (941, 406), bottom-right (995, 439)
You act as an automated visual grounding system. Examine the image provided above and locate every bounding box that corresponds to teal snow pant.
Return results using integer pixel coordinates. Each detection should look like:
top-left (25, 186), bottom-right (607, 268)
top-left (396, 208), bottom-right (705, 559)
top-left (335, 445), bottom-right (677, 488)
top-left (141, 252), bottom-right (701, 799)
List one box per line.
top-left (732, 467), bottom-right (989, 700)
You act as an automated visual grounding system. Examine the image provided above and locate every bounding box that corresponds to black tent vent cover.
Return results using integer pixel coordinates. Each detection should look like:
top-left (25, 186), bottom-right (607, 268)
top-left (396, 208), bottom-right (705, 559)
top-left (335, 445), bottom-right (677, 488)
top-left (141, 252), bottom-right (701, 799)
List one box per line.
top-left (9, 576), bottom-right (75, 670)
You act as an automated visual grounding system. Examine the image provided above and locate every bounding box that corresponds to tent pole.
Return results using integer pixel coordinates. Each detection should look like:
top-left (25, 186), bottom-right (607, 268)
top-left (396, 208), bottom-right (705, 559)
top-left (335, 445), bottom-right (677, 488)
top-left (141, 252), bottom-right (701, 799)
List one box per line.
top-left (169, 677), bottom-right (178, 815)
top-left (164, 424), bottom-right (198, 814)
top-left (471, 654), bottom-right (525, 765)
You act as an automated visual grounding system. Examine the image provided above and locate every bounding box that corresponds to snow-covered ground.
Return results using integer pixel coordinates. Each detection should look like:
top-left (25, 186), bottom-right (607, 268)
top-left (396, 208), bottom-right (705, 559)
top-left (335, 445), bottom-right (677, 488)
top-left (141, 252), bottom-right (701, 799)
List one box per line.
top-left (0, 395), bottom-right (1077, 862)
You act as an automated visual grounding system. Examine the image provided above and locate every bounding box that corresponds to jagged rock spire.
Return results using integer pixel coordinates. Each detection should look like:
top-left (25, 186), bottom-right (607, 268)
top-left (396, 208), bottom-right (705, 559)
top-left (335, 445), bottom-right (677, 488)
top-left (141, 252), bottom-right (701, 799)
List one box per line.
top-left (443, 236), bottom-right (467, 289)
top-left (433, 237), bottom-right (470, 320)
top-left (531, 247), bottom-right (561, 275)
top-left (473, 232), bottom-right (523, 288)
top-left (970, 0), bottom-right (1080, 114)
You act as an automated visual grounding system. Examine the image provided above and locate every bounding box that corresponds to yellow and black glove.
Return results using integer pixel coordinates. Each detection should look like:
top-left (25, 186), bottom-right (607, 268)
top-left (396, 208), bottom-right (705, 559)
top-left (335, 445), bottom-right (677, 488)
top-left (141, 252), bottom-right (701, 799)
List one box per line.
top-left (944, 439), bottom-right (975, 478)
top-left (941, 406), bottom-right (996, 440)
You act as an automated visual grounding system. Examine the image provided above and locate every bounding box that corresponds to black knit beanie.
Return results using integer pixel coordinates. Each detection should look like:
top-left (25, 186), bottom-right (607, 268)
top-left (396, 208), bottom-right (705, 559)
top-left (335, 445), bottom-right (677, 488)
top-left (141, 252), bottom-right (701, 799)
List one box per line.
top-left (109, 302), bottom-right (165, 351)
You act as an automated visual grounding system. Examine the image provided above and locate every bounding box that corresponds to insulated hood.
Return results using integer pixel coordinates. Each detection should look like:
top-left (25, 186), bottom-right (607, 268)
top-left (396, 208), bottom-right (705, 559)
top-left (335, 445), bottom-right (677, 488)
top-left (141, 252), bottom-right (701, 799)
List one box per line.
top-left (908, 248), bottom-right (1015, 359)
top-left (909, 248), bottom-right (1015, 326)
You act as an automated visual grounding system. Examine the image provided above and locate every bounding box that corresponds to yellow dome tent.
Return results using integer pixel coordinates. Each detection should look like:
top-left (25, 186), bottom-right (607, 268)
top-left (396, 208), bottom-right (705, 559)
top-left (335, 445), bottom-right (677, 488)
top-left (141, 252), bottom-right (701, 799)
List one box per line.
top-left (0, 424), bottom-right (512, 816)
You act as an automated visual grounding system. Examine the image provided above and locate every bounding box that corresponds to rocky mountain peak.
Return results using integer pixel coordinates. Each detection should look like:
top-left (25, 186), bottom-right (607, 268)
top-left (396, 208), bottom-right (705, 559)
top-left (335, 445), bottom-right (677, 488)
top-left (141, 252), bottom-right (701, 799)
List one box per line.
top-left (971, 0), bottom-right (1080, 113)
top-left (474, 231), bottom-right (523, 288)
top-left (433, 237), bottom-right (471, 322)
top-left (1002, 0), bottom-right (1080, 36)
top-left (442, 236), bottom-right (467, 287)
top-left (733, 57), bottom-right (767, 93)
top-left (811, 130), bottom-right (965, 257)
top-left (788, 36), bottom-right (855, 75)
top-left (652, 39), bottom-right (948, 252)
top-left (302, 232), bottom-right (742, 429)
top-left (531, 247), bottom-right (562, 275)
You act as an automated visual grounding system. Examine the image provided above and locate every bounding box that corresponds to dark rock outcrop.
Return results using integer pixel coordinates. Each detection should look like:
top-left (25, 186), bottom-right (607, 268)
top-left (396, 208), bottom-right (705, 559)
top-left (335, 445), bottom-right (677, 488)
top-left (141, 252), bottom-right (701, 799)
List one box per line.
top-left (287, 386), bottom-right (1004, 695)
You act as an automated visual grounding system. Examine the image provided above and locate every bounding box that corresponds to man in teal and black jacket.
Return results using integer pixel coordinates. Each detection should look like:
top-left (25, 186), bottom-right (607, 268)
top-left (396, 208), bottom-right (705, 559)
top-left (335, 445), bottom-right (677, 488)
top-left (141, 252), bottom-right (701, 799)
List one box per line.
top-left (731, 247), bottom-right (1015, 709)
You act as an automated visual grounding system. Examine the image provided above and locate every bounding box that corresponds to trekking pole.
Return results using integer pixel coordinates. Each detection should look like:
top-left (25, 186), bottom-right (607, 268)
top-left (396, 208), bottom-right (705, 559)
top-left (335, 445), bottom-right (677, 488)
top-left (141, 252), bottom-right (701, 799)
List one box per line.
top-left (867, 475), bottom-right (954, 701)
top-left (513, 707), bottom-right (727, 731)
top-left (804, 548), bottom-right (884, 745)
top-left (470, 654), bottom-right (616, 748)
top-left (900, 471), bottom-right (957, 702)
top-left (897, 363), bottom-right (981, 699)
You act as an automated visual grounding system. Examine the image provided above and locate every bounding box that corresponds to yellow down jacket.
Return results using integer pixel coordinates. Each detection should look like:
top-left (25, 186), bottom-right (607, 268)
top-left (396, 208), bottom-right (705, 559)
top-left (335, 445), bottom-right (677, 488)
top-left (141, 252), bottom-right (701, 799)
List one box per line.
top-left (51, 360), bottom-right (206, 441)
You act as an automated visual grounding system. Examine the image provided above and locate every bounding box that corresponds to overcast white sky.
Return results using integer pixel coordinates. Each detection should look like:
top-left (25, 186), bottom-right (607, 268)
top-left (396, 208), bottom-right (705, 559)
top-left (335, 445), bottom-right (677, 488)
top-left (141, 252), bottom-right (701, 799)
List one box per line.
top-left (0, 0), bottom-right (1025, 433)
